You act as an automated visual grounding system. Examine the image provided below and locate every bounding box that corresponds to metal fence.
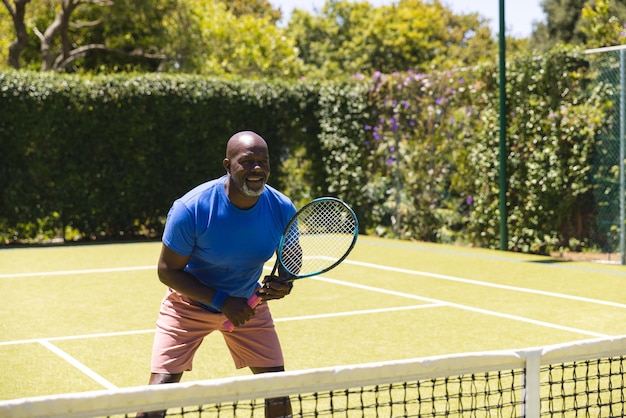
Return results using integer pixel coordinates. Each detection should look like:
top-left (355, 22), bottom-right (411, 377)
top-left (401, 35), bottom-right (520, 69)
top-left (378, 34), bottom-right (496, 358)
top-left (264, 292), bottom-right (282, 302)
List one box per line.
top-left (585, 45), bottom-right (626, 264)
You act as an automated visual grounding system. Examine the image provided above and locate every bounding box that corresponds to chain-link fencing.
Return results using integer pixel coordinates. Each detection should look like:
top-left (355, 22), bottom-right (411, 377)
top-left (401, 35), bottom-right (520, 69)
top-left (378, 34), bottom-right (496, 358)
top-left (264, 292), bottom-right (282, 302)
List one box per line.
top-left (586, 45), bottom-right (626, 263)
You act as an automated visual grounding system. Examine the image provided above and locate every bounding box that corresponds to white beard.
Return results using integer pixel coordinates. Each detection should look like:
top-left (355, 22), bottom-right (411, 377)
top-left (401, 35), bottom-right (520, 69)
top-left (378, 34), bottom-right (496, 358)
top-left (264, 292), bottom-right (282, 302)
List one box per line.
top-left (241, 181), bottom-right (265, 197)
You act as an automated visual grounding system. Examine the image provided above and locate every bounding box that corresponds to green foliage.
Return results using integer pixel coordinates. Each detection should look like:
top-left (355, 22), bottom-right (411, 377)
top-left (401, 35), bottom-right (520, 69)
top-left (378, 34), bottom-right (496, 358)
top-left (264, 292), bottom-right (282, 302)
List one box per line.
top-left (161, 0), bottom-right (304, 78)
top-left (362, 69), bottom-right (481, 241)
top-left (0, 5), bottom-right (12, 66)
top-left (316, 80), bottom-right (372, 227)
top-left (75, 0), bottom-right (178, 72)
top-left (467, 47), bottom-right (608, 253)
top-left (287, 0), bottom-right (497, 79)
top-left (0, 0), bottom-right (179, 72)
top-left (0, 70), bottom-right (318, 242)
top-left (217, 0), bottom-right (282, 23)
top-left (535, 0), bottom-right (591, 48)
top-left (532, 0), bottom-right (626, 50)
top-left (580, 0), bottom-right (626, 48)
top-left (0, 0), bottom-right (299, 76)
top-left (317, 47), bottom-right (609, 253)
top-left (0, 47), bottom-right (612, 255)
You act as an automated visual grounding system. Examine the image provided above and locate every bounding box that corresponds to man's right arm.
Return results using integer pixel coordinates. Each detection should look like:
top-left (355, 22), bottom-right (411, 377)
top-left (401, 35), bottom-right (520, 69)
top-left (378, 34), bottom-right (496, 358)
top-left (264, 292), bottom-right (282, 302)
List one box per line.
top-left (157, 244), bottom-right (255, 327)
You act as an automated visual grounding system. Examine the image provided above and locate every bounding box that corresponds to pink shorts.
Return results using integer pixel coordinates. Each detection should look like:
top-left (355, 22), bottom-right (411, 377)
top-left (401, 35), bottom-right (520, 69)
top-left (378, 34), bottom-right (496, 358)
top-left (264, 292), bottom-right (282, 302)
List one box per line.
top-left (151, 289), bottom-right (284, 373)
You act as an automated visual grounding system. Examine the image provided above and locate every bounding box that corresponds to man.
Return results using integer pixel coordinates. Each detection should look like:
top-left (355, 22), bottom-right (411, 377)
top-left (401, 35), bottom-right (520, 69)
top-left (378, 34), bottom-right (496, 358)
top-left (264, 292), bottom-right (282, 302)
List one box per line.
top-left (138, 131), bottom-right (295, 418)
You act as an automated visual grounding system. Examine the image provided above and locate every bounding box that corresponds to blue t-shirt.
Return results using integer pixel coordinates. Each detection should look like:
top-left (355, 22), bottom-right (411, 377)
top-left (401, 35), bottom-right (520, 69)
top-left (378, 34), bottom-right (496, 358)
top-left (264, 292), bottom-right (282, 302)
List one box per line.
top-left (162, 175), bottom-right (296, 299)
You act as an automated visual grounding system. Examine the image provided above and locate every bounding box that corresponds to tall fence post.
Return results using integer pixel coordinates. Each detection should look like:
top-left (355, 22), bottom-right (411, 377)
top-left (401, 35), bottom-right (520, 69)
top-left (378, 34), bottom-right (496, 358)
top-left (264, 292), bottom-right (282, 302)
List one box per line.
top-left (619, 49), bottom-right (626, 264)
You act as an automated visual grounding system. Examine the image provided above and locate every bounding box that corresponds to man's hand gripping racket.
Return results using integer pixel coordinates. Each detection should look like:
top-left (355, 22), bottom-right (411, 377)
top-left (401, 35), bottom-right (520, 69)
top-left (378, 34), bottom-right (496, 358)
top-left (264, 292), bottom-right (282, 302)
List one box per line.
top-left (223, 197), bottom-right (359, 331)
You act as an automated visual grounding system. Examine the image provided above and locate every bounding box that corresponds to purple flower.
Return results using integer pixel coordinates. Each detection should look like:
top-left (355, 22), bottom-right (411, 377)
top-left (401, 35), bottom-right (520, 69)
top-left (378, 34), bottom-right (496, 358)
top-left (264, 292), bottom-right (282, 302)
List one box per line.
top-left (466, 196), bottom-right (474, 205)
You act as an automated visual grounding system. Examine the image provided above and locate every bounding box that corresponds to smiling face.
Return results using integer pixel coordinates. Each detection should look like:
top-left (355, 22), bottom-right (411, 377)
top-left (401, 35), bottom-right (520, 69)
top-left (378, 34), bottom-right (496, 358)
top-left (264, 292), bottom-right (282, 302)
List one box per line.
top-left (223, 131), bottom-right (271, 208)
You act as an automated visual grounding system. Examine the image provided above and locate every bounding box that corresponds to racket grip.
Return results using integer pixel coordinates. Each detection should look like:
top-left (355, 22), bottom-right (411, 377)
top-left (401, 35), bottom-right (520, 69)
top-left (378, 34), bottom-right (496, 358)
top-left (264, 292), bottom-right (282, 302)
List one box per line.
top-left (223, 293), bottom-right (261, 332)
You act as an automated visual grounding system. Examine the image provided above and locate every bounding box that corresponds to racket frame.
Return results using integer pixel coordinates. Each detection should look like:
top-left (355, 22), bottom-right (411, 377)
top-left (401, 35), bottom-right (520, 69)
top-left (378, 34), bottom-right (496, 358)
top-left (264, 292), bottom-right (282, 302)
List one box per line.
top-left (277, 196), bottom-right (359, 279)
top-left (223, 196), bottom-right (358, 331)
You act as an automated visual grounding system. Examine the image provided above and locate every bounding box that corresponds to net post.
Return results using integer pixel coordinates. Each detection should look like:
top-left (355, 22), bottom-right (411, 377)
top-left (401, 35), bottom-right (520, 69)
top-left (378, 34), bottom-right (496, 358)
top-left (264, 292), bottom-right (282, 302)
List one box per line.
top-left (522, 348), bottom-right (541, 418)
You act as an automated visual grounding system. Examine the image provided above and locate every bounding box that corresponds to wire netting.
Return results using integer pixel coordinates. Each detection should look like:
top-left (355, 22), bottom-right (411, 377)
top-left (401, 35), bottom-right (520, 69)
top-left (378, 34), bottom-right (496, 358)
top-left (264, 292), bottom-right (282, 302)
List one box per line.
top-left (586, 47), bottom-right (626, 263)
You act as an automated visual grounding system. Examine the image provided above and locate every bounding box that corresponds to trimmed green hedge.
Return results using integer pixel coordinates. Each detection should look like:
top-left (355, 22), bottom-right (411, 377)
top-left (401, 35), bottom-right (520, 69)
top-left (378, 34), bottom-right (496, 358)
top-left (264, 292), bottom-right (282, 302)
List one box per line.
top-left (0, 73), bottom-right (329, 242)
top-left (0, 48), bottom-right (612, 254)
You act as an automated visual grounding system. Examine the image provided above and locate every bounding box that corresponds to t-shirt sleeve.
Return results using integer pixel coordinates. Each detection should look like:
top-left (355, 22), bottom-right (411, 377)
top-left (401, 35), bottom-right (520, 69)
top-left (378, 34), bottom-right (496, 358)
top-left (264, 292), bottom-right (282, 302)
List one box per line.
top-left (285, 203), bottom-right (297, 225)
top-left (162, 200), bottom-right (196, 256)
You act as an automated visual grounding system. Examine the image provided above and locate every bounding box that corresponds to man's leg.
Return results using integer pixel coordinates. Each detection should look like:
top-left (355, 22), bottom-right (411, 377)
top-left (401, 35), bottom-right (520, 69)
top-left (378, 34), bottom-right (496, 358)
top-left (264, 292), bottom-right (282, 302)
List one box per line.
top-left (139, 290), bottom-right (213, 417)
top-left (135, 372), bottom-right (184, 418)
top-left (250, 366), bottom-right (292, 418)
top-left (224, 304), bottom-right (290, 417)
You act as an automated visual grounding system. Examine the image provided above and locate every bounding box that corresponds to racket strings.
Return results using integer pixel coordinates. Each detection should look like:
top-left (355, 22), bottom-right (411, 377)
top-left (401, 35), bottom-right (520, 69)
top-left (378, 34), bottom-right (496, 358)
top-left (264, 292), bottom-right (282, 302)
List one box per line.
top-left (280, 199), bottom-right (357, 276)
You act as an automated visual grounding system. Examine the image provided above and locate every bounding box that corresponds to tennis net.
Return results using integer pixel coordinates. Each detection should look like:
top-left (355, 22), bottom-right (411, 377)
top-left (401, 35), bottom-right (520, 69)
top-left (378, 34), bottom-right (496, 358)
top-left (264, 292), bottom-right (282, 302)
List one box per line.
top-left (1, 335), bottom-right (624, 418)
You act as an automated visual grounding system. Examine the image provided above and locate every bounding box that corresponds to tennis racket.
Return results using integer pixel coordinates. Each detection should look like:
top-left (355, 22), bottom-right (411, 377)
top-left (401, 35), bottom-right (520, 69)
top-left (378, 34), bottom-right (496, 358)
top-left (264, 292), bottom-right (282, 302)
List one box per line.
top-left (223, 197), bottom-right (359, 331)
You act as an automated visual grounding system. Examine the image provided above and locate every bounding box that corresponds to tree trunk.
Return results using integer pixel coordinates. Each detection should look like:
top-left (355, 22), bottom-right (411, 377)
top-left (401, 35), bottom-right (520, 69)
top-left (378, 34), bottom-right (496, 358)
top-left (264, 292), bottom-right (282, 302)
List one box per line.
top-left (38, 0), bottom-right (78, 71)
top-left (3, 0), bottom-right (32, 69)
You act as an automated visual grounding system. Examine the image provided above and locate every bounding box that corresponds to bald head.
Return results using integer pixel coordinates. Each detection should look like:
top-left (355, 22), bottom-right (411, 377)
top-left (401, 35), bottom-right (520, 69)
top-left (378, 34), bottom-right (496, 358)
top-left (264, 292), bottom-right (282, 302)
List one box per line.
top-left (226, 131), bottom-right (268, 160)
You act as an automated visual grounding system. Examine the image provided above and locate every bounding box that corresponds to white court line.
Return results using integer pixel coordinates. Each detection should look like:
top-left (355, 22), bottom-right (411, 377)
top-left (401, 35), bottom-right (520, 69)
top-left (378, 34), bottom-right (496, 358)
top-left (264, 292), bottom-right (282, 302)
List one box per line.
top-left (0, 265), bottom-right (154, 279)
top-left (2, 260), bottom-right (615, 391)
top-left (1, 261), bottom-right (616, 344)
top-left (37, 340), bottom-right (118, 390)
top-left (0, 275), bottom-right (609, 393)
top-left (311, 276), bottom-right (610, 338)
top-left (0, 307), bottom-right (439, 348)
top-left (0, 329), bottom-right (156, 347)
top-left (3, 261), bottom-right (624, 310)
top-left (275, 303), bottom-right (444, 323)
top-left (342, 260), bottom-right (626, 310)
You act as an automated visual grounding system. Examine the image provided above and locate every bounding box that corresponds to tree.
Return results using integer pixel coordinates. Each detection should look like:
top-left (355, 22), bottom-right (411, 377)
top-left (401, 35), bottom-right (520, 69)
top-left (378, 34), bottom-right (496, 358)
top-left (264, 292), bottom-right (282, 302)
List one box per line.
top-left (35, 0), bottom-right (113, 71)
top-left (2, 0), bottom-right (31, 69)
top-left (531, 0), bottom-right (626, 49)
top-left (0, 0), bottom-right (519, 77)
top-left (0, 0), bottom-right (177, 71)
top-left (160, 0), bottom-right (303, 78)
top-left (580, 0), bottom-right (626, 48)
top-left (217, 0), bottom-right (281, 23)
top-left (286, 1), bottom-right (377, 78)
top-left (72, 0), bottom-right (177, 72)
top-left (286, 0), bottom-right (498, 79)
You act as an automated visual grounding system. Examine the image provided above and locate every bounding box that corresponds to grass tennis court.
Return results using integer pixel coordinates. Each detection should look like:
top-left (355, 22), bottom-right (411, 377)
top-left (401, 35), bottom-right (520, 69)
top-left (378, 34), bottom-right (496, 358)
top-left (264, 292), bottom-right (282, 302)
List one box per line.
top-left (1, 236), bottom-right (625, 402)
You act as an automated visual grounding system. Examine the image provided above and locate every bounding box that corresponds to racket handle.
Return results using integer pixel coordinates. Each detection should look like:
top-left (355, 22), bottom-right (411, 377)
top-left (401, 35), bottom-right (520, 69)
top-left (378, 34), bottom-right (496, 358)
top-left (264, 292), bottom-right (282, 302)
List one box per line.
top-left (223, 293), bottom-right (261, 332)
